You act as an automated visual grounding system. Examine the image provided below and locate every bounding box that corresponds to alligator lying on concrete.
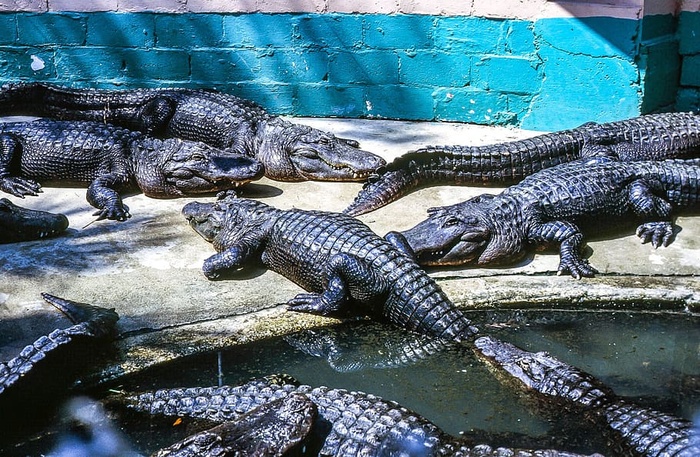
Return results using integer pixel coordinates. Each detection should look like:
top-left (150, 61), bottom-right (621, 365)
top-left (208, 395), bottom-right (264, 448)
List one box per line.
top-left (0, 83), bottom-right (386, 182)
top-left (182, 194), bottom-right (478, 342)
top-left (475, 335), bottom-right (700, 457)
top-left (344, 112), bottom-right (700, 215)
top-left (121, 375), bottom-right (600, 457)
top-left (153, 394), bottom-right (317, 457)
top-left (0, 197), bottom-right (69, 243)
top-left (401, 158), bottom-right (700, 278)
top-left (0, 119), bottom-right (264, 221)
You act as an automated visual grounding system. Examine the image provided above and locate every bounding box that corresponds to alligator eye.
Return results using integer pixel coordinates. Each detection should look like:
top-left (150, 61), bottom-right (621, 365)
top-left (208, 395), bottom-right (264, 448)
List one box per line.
top-left (443, 217), bottom-right (460, 227)
top-left (190, 153), bottom-right (207, 161)
top-left (296, 149), bottom-right (319, 159)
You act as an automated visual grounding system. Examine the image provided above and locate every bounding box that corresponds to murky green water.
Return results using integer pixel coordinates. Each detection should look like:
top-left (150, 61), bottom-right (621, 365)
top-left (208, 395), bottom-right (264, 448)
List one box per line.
top-left (5, 309), bottom-right (699, 456)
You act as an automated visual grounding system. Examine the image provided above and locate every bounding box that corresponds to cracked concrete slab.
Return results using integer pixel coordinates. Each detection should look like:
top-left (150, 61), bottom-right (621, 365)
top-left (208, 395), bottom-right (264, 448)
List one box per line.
top-left (1, 117), bottom-right (698, 381)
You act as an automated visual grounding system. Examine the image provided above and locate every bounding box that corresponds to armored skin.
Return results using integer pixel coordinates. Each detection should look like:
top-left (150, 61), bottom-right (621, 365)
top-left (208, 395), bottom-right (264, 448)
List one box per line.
top-left (182, 196), bottom-right (478, 342)
top-left (344, 112), bottom-right (700, 215)
top-left (475, 336), bottom-right (700, 457)
top-left (0, 119), bottom-right (264, 220)
top-left (401, 158), bottom-right (700, 278)
top-left (122, 377), bottom-right (600, 457)
top-left (0, 197), bottom-right (69, 243)
top-left (0, 83), bottom-right (386, 182)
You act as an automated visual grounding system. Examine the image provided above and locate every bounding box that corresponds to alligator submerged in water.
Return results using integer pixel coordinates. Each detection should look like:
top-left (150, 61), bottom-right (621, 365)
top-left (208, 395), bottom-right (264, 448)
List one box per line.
top-left (120, 375), bottom-right (600, 457)
top-left (0, 294), bottom-right (119, 446)
top-left (344, 112), bottom-right (700, 215)
top-left (475, 336), bottom-right (700, 457)
top-left (0, 83), bottom-right (386, 182)
top-left (401, 158), bottom-right (700, 278)
top-left (182, 194), bottom-right (478, 342)
top-left (0, 197), bottom-right (68, 243)
top-left (0, 119), bottom-right (264, 221)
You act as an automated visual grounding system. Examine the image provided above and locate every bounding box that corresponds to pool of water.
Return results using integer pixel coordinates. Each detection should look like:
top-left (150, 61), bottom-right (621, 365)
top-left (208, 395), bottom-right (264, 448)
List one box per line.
top-left (5, 309), bottom-right (699, 456)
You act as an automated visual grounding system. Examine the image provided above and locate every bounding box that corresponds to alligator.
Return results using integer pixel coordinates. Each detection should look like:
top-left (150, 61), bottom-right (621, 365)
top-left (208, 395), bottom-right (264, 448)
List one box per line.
top-left (400, 158), bottom-right (700, 278)
top-left (120, 375), bottom-right (600, 457)
top-left (152, 394), bottom-right (317, 457)
top-left (181, 194), bottom-right (478, 342)
top-left (284, 321), bottom-right (453, 373)
top-left (343, 112), bottom-right (700, 216)
top-left (0, 197), bottom-right (69, 243)
top-left (0, 293), bottom-right (119, 446)
top-left (0, 119), bottom-right (264, 221)
top-left (0, 293), bottom-right (118, 396)
top-left (475, 335), bottom-right (700, 457)
top-left (0, 82), bottom-right (386, 182)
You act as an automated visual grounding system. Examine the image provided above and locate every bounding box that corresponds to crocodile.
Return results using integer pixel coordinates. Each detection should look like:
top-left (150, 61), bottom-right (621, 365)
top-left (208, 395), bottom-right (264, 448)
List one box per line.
top-left (0, 82), bottom-right (386, 182)
top-left (400, 158), bottom-right (700, 278)
top-left (152, 394), bottom-right (317, 457)
top-left (121, 376), bottom-right (600, 457)
top-left (475, 335), bottom-right (700, 457)
top-left (344, 112), bottom-right (700, 216)
top-left (0, 119), bottom-right (264, 221)
top-left (0, 197), bottom-right (69, 243)
top-left (181, 194), bottom-right (478, 342)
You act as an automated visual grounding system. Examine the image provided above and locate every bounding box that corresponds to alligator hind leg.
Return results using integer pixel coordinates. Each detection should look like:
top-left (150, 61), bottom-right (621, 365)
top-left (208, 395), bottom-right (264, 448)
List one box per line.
top-left (287, 253), bottom-right (388, 317)
top-left (628, 179), bottom-right (676, 248)
top-left (0, 134), bottom-right (42, 197)
top-left (137, 97), bottom-right (177, 136)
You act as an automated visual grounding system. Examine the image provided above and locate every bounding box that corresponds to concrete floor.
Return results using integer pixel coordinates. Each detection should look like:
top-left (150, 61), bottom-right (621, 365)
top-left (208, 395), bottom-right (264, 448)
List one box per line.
top-left (1, 117), bottom-right (698, 381)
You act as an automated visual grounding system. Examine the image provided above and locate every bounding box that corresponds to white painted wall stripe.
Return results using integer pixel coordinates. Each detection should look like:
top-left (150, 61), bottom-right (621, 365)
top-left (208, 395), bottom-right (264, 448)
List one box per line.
top-left (0, 0), bottom-right (680, 19)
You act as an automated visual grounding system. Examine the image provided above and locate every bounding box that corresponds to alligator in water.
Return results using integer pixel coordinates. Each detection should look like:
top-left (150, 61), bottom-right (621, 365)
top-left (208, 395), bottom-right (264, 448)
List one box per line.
top-left (401, 158), bottom-right (700, 278)
top-left (0, 197), bottom-right (69, 243)
top-left (0, 83), bottom-right (386, 182)
top-left (0, 119), bottom-right (264, 221)
top-left (344, 112), bottom-right (700, 215)
top-left (153, 394), bottom-right (317, 457)
top-left (182, 194), bottom-right (478, 342)
top-left (475, 335), bottom-right (700, 457)
top-left (285, 321), bottom-right (454, 373)
top-left (120, 375), bottom-right (600, 457)
top-left (0, 294), bottom-right (119, 446)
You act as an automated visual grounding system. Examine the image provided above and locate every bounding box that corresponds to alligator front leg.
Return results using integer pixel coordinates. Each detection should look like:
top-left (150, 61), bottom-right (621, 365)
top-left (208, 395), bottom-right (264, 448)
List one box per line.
top-left (86, 175), bottom-right (131, 221)
top-left (0, 134), bottom-right (42, 197)
top-left (287, 253), bottom-right (388, 317)
top-left (202, 241), bottom-right (262, 280)
top-left (530, 221), bottom-right (597, 279)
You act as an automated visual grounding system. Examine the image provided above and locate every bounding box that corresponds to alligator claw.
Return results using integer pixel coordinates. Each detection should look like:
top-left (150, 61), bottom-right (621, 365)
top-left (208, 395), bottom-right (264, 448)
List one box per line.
top-left (636, 221), bottom-right (674, 248)
top-left (287, 293), bottom-right (334, 315)
top-left (557, 258), bottom-right (598, 279)
top-left (91, 204), bottom-right (131, 222)
top-left (0, 176), bottom-right (42, 197)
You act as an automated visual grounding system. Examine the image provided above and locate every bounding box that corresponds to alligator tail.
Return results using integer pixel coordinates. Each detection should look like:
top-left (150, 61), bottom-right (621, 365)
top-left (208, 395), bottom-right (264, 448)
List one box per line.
top-left (0, 82), bottom-right (46, 116)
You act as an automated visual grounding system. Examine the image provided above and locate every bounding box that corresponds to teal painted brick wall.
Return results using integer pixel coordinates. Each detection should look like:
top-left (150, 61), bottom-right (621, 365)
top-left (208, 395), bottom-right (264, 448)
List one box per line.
top-left (677, 11), bottom-right (700, 112)
top-left (0, 11), bottom-right (681, 130)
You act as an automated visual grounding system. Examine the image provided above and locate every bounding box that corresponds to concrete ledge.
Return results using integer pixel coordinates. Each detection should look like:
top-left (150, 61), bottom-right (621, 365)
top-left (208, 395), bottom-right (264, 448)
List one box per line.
top-left (1, 117), bottom-right (698, 382)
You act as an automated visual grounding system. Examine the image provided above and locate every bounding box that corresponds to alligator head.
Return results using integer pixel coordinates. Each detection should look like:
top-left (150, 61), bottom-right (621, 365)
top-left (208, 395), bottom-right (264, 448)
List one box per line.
top-left (258, 122), bottom-right (385, 182)
top-left (182, 193), bottom-right (277, 253)
top-left (401, 195), bottom-right (496, 266)
top-left (0, 198), bottom-right (69, 243)
top-left (474, 336), bottom-right (612, 408)
top-left (135, 138), bottom-right (265, 198)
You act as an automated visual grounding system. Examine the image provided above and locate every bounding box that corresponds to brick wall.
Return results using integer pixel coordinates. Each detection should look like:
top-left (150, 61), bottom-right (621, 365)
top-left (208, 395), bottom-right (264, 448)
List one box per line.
top-left (0, 1), bottom-right (690, 130)
top-left (677, 2), bottom-right (700, 112)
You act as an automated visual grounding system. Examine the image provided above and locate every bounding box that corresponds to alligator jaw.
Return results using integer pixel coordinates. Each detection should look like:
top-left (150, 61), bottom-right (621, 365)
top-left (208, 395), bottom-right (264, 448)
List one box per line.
top-left (0, 198), bottom-right (69, 243)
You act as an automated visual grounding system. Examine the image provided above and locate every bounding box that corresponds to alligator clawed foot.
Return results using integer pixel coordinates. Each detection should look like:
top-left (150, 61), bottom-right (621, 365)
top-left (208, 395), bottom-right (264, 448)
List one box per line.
top-left (91, 204), bottom-right (131, 222)
top-left (636, 221), bottom-right (674, 248)
top-left (286, 293), bottom-right (332, 315)
top-left (557, 258), bottom-right (598, 279)
top-left (0, 176), bottom-right (42, 197)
